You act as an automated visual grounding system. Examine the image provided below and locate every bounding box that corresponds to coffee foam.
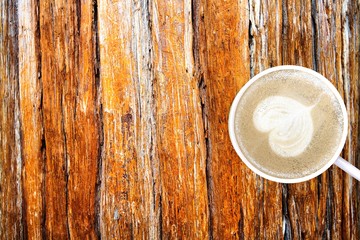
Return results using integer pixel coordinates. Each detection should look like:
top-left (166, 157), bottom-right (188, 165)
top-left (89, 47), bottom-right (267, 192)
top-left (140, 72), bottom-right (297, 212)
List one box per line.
top-left (234, 69), bottom-right (344, 179)
top-left (253, 96), bottom-right (314, 157)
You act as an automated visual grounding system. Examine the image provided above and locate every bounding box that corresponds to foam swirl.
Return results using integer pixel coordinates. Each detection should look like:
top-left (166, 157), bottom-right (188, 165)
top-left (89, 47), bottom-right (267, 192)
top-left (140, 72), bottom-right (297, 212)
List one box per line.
top-left (253, 96), bottom-right (314, 157)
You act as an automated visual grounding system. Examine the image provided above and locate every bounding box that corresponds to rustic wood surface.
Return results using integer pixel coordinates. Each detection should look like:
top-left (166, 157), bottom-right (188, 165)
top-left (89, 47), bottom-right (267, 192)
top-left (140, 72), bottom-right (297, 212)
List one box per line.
top-left (0, 0), bottom-right (359, 239)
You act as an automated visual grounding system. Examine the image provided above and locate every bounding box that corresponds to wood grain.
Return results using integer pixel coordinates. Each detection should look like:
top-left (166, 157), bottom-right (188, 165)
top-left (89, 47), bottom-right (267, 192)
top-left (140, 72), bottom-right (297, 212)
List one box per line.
top-left (281, 0), bottom-right (320, 239)
top-left (198, 0), bottom-right (259, 238)
top-left (0, 0), bottom-right (359, 239)
top-left (132, 0), bottom-right (161, 238)
top-left (249, 0), bottom-right (283, 238)
top-left (65, 1), bottom-right (99, 238)
top-left (314, 1), bottom-right (346, 238)
top-left (98, 0), bottom-right (138, 237)
top-left (0, 0), bottom-right (22, 239)
top-left (18, 0), bottom-right (44, 238)
top-left (39, 0), bottom-right (100, 238)
top-left (152, 0), bottom-right (209, 238)
top-left (339, 1), bottom-right (360, 238)
top-left (40, 0), bottom-right (71, 237)
top-left (98, 0), bottom-right (161, 238)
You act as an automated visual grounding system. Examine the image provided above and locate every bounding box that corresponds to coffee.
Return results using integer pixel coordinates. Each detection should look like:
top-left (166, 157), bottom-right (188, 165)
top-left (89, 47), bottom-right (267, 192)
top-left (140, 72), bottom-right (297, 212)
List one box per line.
top-left (233, 69), bottom-right (345, 179)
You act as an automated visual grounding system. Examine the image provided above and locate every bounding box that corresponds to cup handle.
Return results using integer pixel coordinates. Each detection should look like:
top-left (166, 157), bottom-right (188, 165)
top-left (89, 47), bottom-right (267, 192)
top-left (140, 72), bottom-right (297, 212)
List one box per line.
top-left (334, 156), bottom-right (360, 181)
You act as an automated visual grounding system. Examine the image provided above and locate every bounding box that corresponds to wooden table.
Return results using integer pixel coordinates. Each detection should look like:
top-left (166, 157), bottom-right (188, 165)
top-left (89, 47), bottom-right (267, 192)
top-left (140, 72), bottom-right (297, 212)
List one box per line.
top-left (1, 0), bottom-right (359, 239)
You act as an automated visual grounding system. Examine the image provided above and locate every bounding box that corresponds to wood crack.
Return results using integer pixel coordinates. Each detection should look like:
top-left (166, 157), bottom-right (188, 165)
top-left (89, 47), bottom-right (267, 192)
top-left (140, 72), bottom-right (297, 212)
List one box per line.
top-left (143, 0), bottom-right (160, 238)
top-left (36, 0), bottom-right (47, 236)
top-left (93, 0), bottom-right (103, 237)
top-left (199, 74), bottom-right (213, 240)
top-left (192, 0), bottom-right (212, 238)
top-left (13, 0), bottom-right (23, 238)
top-left (60, 88), bottom-right (70, 240)
top-left (248, 0), bottom-right (255, 78)
top-left (311, 0), bottom-right (319, 72)
top-left (282, 184), bottom-right (291, 239)
top-left (281, 0), bottom-right (288, 65)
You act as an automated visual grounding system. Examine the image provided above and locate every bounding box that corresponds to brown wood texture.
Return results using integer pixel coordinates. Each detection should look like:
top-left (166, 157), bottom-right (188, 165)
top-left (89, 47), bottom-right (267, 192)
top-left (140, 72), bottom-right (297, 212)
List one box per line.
top-left (0, 0), bottom-right (359, 239)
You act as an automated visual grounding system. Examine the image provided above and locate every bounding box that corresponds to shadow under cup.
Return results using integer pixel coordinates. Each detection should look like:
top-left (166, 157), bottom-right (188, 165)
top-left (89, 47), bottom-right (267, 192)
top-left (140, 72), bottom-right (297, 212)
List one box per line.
top-left (228, 66), bottom-right (348, 183)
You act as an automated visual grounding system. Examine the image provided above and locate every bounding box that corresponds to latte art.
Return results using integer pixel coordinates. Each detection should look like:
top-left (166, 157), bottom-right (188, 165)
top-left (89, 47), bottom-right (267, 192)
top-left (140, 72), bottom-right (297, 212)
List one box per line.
top-left (253, 96), bottom-right (314, 157)
top-left (232, 68), bottom-right (345, 179)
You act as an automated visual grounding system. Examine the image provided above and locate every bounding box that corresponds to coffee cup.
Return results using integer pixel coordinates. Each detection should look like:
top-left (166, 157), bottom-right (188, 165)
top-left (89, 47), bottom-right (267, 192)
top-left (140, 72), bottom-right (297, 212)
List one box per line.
top-left (228, 65), bottom-right (360, 183)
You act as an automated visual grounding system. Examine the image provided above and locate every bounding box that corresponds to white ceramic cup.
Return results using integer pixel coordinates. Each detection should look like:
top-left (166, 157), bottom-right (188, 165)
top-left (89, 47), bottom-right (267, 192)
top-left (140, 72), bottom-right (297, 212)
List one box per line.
top-left (228, 65), bottom-right (360, 183)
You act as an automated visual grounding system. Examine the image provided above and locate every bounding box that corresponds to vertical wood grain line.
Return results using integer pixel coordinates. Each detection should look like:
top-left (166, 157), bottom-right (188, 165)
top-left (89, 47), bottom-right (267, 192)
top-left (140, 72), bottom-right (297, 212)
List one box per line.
top-left (341, 1), bottom-right (360, 238)
top-left (196, 0), bottom-right (208, 236)
top-left (18, 0), bottom-right (45, 238)
top-left (281, 0), bottom-right (319, 238)
top-left (65, 0), bottom-right (99, 237)
top-left (134, 0), bottom-right (161, 238)
top-left (249, 0), bottom-right (283, 238)
top-left (312, 0), bottom-right (346, 238)
top-left (152, 0), bottom-right (209, 238)
top-left (40, 0), bottom-right (70, 237)
top-left (199, 0), bottom-right (254, 238)
top-left (192, 0), bottom-right (212, 238)
top-left (99, 0), bottom-right (160, 237)
top-left (0, 0), bottom-right (22, 238)
top-left (38, 0), bottom-right (46, 237)
top-left (280, 1), bottom-right (291, 238)
top-left (94, 0), bottom-right (103, 238)
top-left (98, 0), bottom-right (134, 236)
top-left (14, 0), bottom-right (23, 237)
top-left (310, 0), bottom-right (318, 72)
top-left (311, 1), bottom-right (329, 239)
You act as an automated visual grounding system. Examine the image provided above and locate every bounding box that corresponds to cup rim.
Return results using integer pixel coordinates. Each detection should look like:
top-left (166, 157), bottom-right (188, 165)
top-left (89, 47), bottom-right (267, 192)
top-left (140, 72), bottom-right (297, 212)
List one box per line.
top-left (228, 65), bottom-right (348, 183)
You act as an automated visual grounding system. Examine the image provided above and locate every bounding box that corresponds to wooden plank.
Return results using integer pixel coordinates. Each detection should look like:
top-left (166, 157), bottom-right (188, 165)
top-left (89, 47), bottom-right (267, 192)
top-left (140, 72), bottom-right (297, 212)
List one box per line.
top-left (18, 0), bottom-right (44, 238)
top-left (98, 0), bottom-right (160, 238)
top-left (281, 0), bottom-right (320, 239)
top-left (198, 0), bottom-right (261, 238)
top-left (40, 0), bottom-right (70, 237)
top-left (312, 2), bottom-right (360, 239)
top-left (132, 0), bottom-right (161, 238)
top-left (64, 1), bottom-right (99, 238)
top-left (340, 1), bottom-right (360, 238)
top-left (313, 1), bottom-right (345, 238)
top-left (31, 0), bottom-right (100, 238)
top-left (132, 1), bottom-right (161, 238)
top-left (0, 0), bottom-right (22, 239)
top-left (249, 0), bottom-right (283, 238)
top-left (98, 0), bottom-right (136, 237)
top-left (312, 0), bottom-right (337, 238)
top-left (152, 0), bottom-right (209, 238)
top-left (281, 0), bottom-right (359, 238)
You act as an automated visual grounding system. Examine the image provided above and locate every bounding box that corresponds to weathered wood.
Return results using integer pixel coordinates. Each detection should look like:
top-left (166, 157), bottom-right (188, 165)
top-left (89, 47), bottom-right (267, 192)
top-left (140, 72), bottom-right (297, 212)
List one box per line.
top-left (198, 0), bottom-right (260, 238)
top-left (98, 0), bottom-right (161, 238)
top-left (65, 1), bottom-right (99, 238)
top-left (339, 1), bottom-right (360, 238)
top-left (132, 0), bottom-right (161, 238)
top-left (19, 1), bottom-right (100, 238)
top-left (98, 0), bottom-right (137, 237)
top-left (281, 0), bottom-right (320, 239)
top-left (152, 0), bottom-right (209, 238)
top-left (314, 1), bottom-right (345, 238)
top-left (282, 0), bottom-right (359, 239)
top-left (249, 0), bottom-right (283, 238)
top-left (18, 0), bottom-right (44, 238)
top-left (0, 0), bottom-right (359, 239)
top-left (40, 0), bottom-right (70, 237)
top-left (0, 0), bottom-right (22, 239)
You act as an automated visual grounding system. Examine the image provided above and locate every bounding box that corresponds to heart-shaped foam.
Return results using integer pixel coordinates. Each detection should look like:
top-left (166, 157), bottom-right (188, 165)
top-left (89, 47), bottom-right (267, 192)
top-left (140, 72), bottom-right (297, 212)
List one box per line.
top-left (253, 96), bottom-right (314, 157)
